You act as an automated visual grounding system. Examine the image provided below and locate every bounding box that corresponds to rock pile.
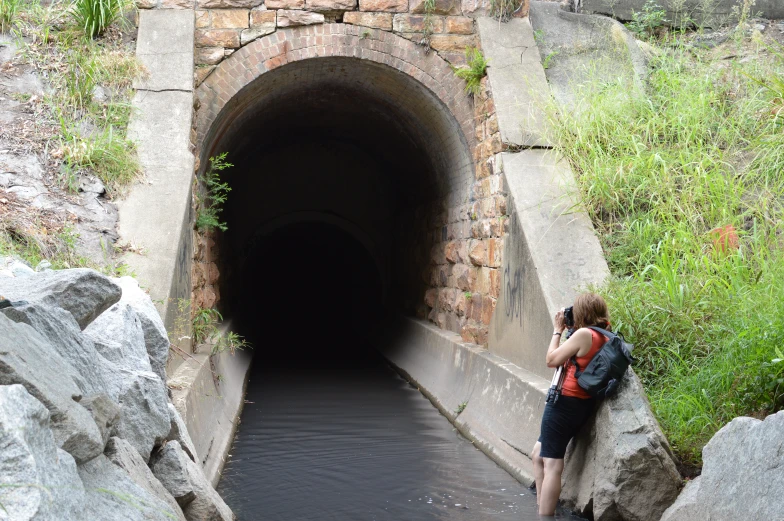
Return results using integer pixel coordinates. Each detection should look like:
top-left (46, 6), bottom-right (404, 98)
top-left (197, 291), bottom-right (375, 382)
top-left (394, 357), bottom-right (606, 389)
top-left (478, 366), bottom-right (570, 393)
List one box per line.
top-left (0, 266), bottom-right (234, 520)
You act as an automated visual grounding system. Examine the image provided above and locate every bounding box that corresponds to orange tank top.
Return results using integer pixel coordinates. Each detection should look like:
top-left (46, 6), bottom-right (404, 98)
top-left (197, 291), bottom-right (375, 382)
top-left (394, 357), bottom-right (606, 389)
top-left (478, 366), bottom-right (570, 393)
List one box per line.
top-left (561, 329), bottom-right (606, 399)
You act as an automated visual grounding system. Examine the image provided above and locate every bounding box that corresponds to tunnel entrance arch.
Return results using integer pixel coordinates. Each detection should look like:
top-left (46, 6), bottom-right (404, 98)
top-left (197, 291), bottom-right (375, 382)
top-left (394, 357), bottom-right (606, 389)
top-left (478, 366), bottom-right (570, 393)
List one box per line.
top-left (194, 24), bottom-right (505, 345)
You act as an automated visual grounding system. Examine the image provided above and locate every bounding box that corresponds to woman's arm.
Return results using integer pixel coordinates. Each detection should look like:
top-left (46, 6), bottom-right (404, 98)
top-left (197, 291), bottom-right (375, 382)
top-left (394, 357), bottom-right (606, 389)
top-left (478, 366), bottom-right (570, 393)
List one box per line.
top-left (545, 327), bottom-right (593, 368)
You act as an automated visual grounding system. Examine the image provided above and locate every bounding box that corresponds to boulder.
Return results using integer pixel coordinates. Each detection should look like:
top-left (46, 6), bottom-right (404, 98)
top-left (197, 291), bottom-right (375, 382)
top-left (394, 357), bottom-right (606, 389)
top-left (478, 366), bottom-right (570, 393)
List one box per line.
top-left (105, 437), bottom-right (187, 521)
top-left (0, 314), bottom-right (105, 463)
top-left (105, 367), bottom-right (171, 462)
top-left (183, 454), bottom-right (235, 521)
top-left (114, 277), bottom-right (171, 383)
top-left (150, 441), bottom-right (197, 507)
top-left (2, 302), bottom-right (110, 395)
top-left (561, 369), bottom-right (682, 521)
top-left (0, 384), bottom-right (85, 520)
top-left (0, 268), bottom-right (121, 329)
top-left (85, 301), bottom-right (152, 374)
top-left (167, 403), bottom-right (199, 462)
top-left (661, 411), bottom-right (784, 521)
top-left (81, 394), bottom-right (121, 447)
top-left (78, 454), bottom-right (183, 521)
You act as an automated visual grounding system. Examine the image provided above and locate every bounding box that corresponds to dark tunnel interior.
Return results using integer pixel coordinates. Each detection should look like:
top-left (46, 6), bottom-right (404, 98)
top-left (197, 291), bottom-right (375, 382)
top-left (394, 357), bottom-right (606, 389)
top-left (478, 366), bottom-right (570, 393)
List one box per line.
top-left (204, 57), bottom-right (473, 364)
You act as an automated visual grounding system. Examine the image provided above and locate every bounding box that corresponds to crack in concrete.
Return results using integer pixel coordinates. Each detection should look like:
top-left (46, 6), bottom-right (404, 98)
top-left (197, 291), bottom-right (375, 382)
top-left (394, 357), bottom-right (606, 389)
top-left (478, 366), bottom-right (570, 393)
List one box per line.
top-left (502, 436), bottom-right (532, 458)
top-left (137, 88), bottom-right (193, 94)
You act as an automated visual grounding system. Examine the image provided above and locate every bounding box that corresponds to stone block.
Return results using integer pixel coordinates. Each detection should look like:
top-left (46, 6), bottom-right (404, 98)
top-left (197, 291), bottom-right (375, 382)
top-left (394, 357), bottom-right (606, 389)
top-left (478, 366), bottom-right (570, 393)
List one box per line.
top-left (487, 237), bottom-right (502, 268)
top-left (428, 33), bottom-right (477, 52)
top-left (460, 0), bottom-right (489, 17)
top-left (241, 24), bottom-right (276, 44)
top-left (276, 9), bottom-right (325, 25)
top-left (475, 266), bottom-right (492, 294)
top-left (468, 240), bottom-right (486, 266)
top-left (456, 264), bottom-right (475, 291)
top-left (306, 0), bottom-right (357, 10)
top-left (136, 0), bottom-right (157, 8)
top-left (195, 9), bottom-right (210, 27)
top-left (198, 0), bottom-right (262, 7)
top-left (445, 15), bottom-right (472, 33)
top-left (195, 28), bottom-right (241, 48)
top-left (392, 13), bottom-right (444, 32)
top-left (265, 0), bottom-right (304, 8)
top-left (195, 65), bottom-right (216, 85)
top-left (210, 9), bottom-right (250, 28)
top-left (160, 0), bottom-right (193, 7)
top-left (359, 0), bottom-right (408, 12)
top-left (343, 11), bottom-right (393, 29)
top-left (409, 0), bottom-right (459, 14)
top-left (251, 8), bottom-right (277, 25)
top-left (197, 46), bottom-right (226, 65)
top-left (489, 267), bottom-right (500, 297)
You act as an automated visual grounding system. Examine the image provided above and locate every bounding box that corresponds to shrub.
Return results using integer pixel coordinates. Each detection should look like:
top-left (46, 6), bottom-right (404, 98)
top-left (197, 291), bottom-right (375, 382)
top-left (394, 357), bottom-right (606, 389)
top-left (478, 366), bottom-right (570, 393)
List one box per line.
top-left (490, 0), bottom-right (523, 22)
top-left (196, 153), bottom-right (233, 233)
top-left (71, 0), bottom-right (124, 38)
top-left (453, 47), bottom-right (487, 97)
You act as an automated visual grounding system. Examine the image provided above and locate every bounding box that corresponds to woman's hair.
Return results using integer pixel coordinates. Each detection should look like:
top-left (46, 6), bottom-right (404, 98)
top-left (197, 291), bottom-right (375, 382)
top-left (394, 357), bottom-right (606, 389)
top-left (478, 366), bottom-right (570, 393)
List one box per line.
top-left (573, 292), bottom-right (610, 330)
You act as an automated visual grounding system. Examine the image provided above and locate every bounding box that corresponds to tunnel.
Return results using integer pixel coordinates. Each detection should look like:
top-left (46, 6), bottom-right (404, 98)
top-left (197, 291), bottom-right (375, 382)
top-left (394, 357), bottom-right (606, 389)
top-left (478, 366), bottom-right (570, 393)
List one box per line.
top-left (201, 56), bottom-right (475, 357)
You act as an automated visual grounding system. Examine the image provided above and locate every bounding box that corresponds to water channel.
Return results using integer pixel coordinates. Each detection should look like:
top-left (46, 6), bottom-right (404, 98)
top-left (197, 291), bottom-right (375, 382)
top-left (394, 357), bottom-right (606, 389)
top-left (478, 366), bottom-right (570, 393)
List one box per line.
top-left (217, 350), bottom-right (584, 521)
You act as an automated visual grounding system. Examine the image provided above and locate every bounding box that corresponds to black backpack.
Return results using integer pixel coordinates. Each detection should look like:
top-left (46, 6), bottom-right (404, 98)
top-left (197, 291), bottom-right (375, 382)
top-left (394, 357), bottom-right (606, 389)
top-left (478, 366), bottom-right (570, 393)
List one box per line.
top-left (572, 326), bottom-right (634, 398)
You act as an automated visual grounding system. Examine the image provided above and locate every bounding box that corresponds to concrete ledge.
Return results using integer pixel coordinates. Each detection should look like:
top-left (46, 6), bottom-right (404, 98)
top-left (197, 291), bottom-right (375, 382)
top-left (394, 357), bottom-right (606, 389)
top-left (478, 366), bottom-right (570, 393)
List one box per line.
top-left (489, 150), bottom-right (609, 380)
top-left (168, 336), bottom-right (252, 487)
top-left (381, 317), bottom-right (550, 486)
top-left (119, 9), bottom-right (196, 372)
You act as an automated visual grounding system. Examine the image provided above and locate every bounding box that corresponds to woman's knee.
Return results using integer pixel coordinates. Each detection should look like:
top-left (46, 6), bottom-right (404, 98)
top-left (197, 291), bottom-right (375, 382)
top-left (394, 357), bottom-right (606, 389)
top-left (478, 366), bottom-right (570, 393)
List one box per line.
top-left (543, 457), bottom-right (564, 474)
top-left (532, 442), bottom-right (543, 465)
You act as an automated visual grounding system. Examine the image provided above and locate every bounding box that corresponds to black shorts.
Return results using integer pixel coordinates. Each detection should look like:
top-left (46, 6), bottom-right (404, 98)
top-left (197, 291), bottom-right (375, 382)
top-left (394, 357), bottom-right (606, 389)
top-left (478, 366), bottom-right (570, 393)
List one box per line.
top-left (538, 395), bottom-right (596, 459)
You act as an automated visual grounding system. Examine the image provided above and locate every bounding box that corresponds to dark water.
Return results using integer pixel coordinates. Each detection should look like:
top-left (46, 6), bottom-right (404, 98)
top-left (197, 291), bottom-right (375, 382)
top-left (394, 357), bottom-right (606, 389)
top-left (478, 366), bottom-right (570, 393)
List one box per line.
top-left (217, 352), bottom-right (583, 521)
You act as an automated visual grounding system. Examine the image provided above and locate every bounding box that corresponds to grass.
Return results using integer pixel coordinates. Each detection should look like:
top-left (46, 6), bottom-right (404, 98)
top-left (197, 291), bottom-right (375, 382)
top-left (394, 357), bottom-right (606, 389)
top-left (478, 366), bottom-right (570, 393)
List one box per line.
top-left (0, 0), bottom-right (19, 32)
top-left (12, 0), bottom-right (141, 194)
top-left (548, 34), bottom-right (784, 468)
top-left (453, 47), bottom-right (487, 97)
top-left (489, 0), bottom-right (522, 22)
top-left (71, 0), bottom-right (124, 39)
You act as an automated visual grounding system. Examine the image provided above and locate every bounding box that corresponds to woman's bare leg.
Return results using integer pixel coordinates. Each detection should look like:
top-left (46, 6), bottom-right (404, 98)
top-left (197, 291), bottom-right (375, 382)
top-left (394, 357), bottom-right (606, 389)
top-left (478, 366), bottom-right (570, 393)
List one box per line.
top-left (539, 457), bottom-right (564, 516)
top-left (532, 442), bottom-right (544, 506)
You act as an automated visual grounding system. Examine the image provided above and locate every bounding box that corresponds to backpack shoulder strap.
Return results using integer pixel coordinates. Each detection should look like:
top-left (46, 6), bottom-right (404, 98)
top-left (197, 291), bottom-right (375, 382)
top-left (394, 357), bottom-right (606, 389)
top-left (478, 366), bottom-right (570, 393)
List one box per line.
top-left (587, 326), bottom-right (615, 340)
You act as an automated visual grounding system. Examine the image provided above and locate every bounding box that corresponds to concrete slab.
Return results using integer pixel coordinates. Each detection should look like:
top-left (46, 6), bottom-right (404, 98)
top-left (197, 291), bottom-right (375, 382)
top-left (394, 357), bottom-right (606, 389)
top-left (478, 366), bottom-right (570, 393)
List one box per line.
top-left (127, 90), bottom-right (194, 167)
top-left (135, 9), bottom-right (194, 92)
top-left (168, 333), bottom-right (252, 487)
top-left (477, 17), bottom-right (552, 147)
top-left (382, 317), bottom-right (551, 486)
top-left (488, 150), bottom-right (608, 380)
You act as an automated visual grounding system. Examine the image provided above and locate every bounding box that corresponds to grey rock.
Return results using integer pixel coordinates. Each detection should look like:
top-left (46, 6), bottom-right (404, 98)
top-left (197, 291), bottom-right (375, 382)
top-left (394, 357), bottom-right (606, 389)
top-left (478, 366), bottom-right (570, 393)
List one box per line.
top-left (0, 314), bottom-right (104, 463)
top-left (579, 0), bottom-right (784, 28)
top-left (183, 453), bottom-right (235, 521)
top-left (10, 260), bottom-right (35, 277)
top-left (81, 394), bottom-right (120, 447)
top-left (561, 369), bottom-right (682, 521)
top-left (529, 1), bottom-right (648, 116)
top-left (85, 300), bottom-right (152, 374)
top-left (105, 437), bottom-right (187, 521)
top-left (78, 454), bottom-right (183, 521)
top-left (661, 411), bottom-right (784, 521)
top-left (0, 268), bottom-right (121, 329)
top-left (0, 268), bottom-right (12, 277)
top-left (0, 384), bottom-right (85, 521)
top-left (1, 302), bottom-right (110, 395)
top-left (107, 367), bottom-right (171, 462)
top-left (167, 403), bottom-right (199, 462)
top-left (150, 441), bottom-right (196, 507)
top-left (114, 276), bottom-right (170, 382)
top-left (35, 260), bottom-right (52, 272)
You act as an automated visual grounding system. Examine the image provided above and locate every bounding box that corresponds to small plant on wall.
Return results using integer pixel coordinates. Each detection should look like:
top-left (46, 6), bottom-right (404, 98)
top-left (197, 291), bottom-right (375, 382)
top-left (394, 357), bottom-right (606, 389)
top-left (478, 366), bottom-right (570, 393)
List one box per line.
top-left (196, 153), bottom-right (233, 232)
top-left (419, 0), bottom-right (437, 50)
top-left (453, 47), bottom-right (488, 97)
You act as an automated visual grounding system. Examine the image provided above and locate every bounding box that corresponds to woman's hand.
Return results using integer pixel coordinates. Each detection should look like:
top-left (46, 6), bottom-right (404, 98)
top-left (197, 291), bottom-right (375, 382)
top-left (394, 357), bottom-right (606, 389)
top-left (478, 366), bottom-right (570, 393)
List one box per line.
top-left (553, 309), bottom-right (566, 333)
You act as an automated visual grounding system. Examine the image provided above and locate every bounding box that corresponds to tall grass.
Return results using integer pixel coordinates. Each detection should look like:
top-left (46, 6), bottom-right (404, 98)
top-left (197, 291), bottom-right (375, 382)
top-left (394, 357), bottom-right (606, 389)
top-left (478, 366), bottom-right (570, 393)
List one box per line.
top-left (0, 0), bottom-right (19, 32)
top-left (550, 40), bottom-right (784, 466)
top-left (71, 0), bottom-right (125, 39)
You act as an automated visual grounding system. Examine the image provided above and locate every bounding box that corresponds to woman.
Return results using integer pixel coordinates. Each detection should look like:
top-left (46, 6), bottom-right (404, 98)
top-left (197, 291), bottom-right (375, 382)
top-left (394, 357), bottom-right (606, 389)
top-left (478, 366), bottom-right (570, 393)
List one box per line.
top-left (531, 292), bottom-right (610, 516)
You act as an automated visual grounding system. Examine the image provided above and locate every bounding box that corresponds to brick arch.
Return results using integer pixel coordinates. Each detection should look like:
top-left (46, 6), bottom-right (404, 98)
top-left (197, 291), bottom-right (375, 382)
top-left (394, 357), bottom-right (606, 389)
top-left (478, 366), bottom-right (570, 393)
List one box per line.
top-left (194, 23), bottom-right (476, 157)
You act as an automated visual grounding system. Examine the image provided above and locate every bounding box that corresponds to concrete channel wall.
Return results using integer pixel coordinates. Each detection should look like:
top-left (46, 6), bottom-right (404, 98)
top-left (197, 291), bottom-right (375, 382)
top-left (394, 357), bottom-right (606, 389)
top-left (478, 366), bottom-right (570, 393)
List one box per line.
top-left (121, 9), bottom-right (252, 486)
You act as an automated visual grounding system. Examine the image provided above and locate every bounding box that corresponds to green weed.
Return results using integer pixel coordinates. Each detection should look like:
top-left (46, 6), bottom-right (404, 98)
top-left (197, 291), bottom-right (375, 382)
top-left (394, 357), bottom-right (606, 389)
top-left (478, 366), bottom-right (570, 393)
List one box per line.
top-left (453, 47), bottom-right (487, 97)
top-left (489, 0), bottom-right (523, 22)
top-left (456, 401), bottom-right (468, 414)
top-left (549, 38), bottom-right (784, 466)
top-left (196, 153), bottom-right (233, 233)
top-left (71, 0), bottom-right (125, 38)
top-left (212, 331), bottom-right (251, 356)
top-left (626, 0), bottom-right (667, 38)
top-left (0, 0), bottom-right (19, 33)
top-left (192, 307), bottom-right (222, 345)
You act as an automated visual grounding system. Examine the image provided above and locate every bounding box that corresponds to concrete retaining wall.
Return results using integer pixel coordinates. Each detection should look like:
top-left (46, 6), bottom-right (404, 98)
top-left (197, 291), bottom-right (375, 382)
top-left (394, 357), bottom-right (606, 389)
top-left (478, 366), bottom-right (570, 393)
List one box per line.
top-left (382, 317), bottom-right (549, 485)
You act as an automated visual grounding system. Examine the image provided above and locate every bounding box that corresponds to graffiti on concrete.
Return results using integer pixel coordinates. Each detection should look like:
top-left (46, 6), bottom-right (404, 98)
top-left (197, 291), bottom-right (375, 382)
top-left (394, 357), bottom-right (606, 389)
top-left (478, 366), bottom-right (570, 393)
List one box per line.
top-left (504, 263), bottom-right (524, 326)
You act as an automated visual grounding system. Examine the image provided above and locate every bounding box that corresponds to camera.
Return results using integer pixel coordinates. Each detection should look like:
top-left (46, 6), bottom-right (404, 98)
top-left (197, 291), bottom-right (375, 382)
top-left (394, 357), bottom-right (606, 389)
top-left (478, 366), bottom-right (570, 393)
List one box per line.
top-left (564, 306), bottom-right (574, 328)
